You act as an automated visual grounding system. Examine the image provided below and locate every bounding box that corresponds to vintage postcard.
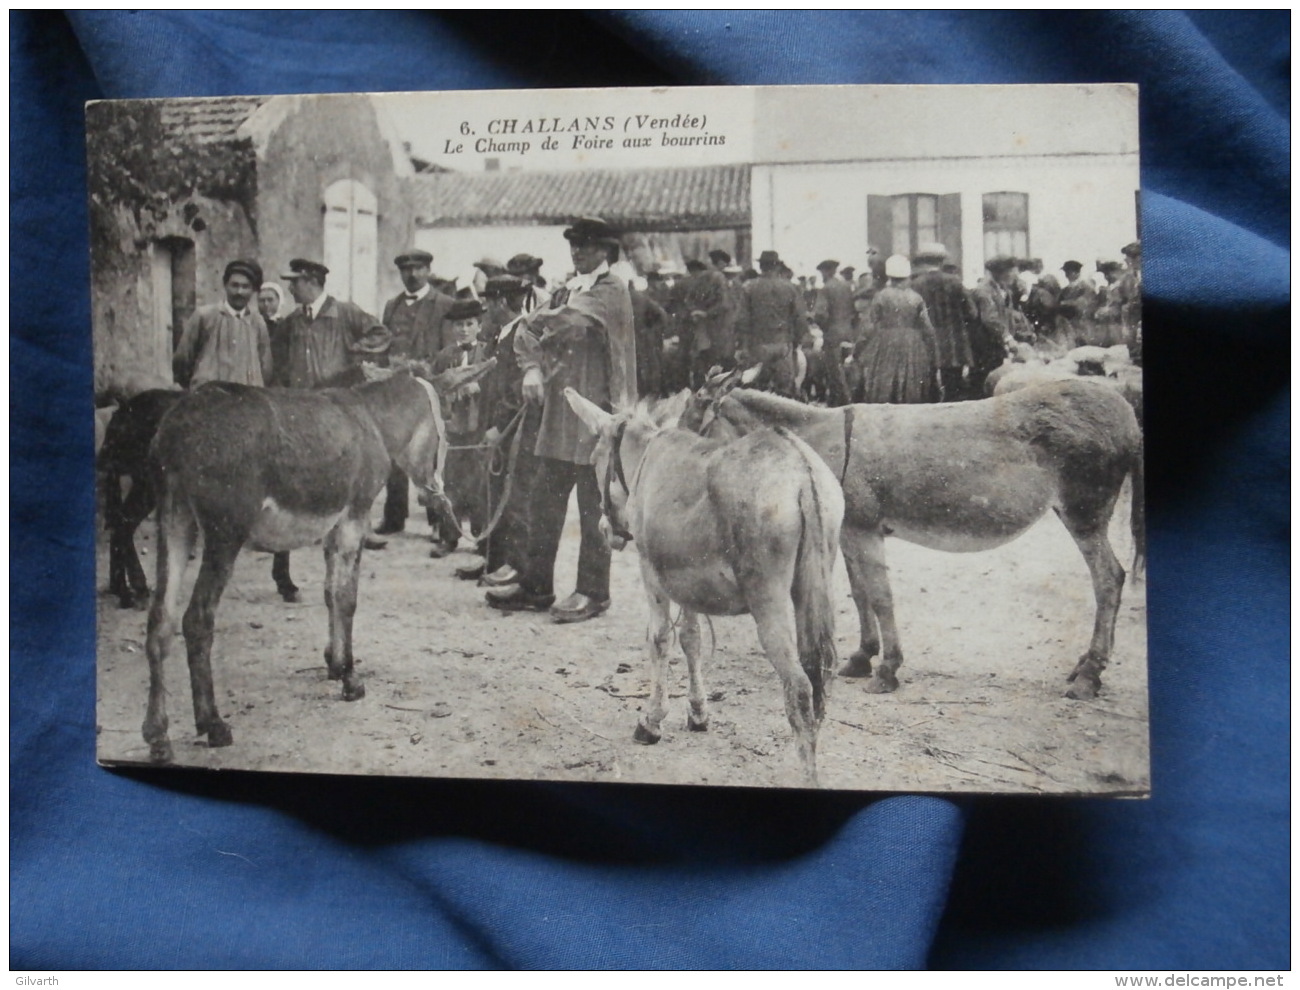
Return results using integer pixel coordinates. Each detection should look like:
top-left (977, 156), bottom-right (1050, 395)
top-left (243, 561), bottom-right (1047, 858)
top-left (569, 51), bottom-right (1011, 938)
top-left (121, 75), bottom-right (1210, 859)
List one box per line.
top-left (91, 84), bottom-right (1147, 792)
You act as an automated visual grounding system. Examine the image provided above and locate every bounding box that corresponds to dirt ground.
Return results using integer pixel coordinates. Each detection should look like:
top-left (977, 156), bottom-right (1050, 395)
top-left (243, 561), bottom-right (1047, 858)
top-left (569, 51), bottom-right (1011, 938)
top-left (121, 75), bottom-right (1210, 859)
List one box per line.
top-left (96, 484), bottom-right (1149, 794)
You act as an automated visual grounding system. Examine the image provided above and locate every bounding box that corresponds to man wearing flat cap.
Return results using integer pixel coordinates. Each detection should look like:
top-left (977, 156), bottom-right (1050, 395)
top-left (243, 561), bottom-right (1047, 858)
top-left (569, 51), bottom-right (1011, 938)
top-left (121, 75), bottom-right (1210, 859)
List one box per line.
top-left (733, 249), bottom-right (807, 397)
top-left (811, 258), bottom-right (854, 406)
top-left (910, 242), bottom-right (975, 401)
top-left (173, 258), bottom-right (272, 389)
top-left (375, 248), bottom-right (457, 536)
top-left (487, 216), bottom-right (636, 623)
top-left (278, 258), bottom-right (391, 389)
top-left (277, 258), bottom-right (391, 552)
top-left (1057, 259), bottom-right (1098, 346)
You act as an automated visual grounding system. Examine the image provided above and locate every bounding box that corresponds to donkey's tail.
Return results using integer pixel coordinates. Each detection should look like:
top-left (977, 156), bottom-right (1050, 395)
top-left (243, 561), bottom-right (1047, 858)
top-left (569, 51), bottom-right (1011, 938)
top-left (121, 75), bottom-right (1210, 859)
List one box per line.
top-left (788, 438), bottom-right (843, 723)
top-left (1129, 434), bottom-right (1146, 581)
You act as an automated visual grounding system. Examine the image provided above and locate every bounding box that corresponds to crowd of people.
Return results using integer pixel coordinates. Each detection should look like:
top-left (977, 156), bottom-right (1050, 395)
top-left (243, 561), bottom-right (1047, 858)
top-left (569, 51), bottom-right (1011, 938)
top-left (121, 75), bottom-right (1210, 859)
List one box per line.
top-left (167, 217), bottom-right (1141, 623)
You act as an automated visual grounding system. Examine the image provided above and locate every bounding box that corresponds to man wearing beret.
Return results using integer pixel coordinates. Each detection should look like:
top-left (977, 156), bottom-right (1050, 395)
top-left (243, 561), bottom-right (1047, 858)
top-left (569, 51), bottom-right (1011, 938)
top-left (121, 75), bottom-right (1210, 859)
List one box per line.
top-left (172, 258), bottom-right (272, 389)
top-left (172, 258), bottom-right (294, 596)
top-left (487, 216), bottom-right (636, 622)
top-left (375, 249), bottom-right (457, 536)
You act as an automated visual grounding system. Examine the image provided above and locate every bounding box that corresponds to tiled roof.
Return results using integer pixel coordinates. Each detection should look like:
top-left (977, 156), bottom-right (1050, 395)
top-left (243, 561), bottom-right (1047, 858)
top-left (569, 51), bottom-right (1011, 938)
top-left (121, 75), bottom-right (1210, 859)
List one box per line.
top-left (158, 96), bottom-right (268, 145)
top-left (411, 164), bottom-right (750, 231)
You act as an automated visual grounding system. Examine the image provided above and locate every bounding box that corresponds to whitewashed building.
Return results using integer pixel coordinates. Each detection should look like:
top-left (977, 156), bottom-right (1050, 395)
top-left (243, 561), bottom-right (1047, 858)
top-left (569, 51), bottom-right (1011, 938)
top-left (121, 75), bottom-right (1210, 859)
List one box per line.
top-left (750, 85), bottom-right (1140, 284)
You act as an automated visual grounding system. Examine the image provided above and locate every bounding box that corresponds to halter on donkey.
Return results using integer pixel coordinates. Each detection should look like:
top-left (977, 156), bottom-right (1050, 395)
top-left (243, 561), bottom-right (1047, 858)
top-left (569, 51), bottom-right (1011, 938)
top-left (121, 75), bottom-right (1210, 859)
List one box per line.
top-left (141, 362), bottom-right (493, 764)
top-left (565, 387), bottom-right (845, 786)
top-left (685, 374), bottom-right (1144, 701)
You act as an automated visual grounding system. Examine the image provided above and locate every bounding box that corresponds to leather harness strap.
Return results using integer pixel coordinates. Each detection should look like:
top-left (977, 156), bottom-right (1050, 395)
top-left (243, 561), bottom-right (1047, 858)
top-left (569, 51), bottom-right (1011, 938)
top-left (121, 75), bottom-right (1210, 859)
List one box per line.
top-left (840, 405), bottom-right (854, 486)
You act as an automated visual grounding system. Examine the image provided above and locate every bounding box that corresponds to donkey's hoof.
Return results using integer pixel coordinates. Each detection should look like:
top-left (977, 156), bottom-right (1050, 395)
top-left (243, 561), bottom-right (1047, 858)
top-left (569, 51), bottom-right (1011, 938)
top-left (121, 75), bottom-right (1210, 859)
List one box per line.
top-left (148, 739), bottom-right (174, 764)
top-left (633, 721), bottom-right (661, 745)
top-left (686, 712), bottom-right (709, 733)
top-left (1065, 675), bottom-right (1100, 701)
top-left (342, 681), bottom-right (366, 702)
top-left (839, 651), bottom-right (874, 678)
top-left (864, 669), bottom-right (899, 694)
top-left (205, 721), bottom-right (234, 748)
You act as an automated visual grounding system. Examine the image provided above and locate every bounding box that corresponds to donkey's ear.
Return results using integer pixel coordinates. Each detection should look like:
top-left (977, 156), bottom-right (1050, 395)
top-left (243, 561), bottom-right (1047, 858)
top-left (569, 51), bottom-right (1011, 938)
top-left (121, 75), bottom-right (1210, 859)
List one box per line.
top-left (564, 387), bottom-right (614, 436)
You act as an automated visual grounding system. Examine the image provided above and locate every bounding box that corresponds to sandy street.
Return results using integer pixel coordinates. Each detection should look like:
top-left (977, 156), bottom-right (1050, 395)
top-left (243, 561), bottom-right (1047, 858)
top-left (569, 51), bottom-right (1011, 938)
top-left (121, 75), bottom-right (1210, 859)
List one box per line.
top-left (96, 484), bottom-right (1148, 794)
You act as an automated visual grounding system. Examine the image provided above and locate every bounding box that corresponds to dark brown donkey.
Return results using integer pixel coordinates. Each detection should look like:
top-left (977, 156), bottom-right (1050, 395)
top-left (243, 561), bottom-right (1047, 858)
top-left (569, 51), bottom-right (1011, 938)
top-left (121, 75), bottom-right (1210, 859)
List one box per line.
top-left (684, 377), bottom-right (1144, 701)
top-left (142, 364), bottom-right (491, 764)
top-left (98, 389), bottom-right (302, 608)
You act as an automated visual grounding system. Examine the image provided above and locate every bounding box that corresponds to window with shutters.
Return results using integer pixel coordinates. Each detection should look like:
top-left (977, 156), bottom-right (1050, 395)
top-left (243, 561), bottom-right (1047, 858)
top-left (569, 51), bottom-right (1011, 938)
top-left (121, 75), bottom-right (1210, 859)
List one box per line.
top-left (867, 193), bottom-right (962, 271)
top-left (983, 192), bottom-right (1029, 261)
top-left (322, 179), bottom-right (379, 315)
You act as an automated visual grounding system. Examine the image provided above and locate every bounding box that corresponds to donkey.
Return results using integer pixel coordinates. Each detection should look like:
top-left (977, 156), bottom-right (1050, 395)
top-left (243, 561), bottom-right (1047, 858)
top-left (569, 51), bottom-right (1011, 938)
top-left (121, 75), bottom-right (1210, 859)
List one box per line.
top-left (142, 363), bottom-right (492, 764)
top-left (564, 388), bottom-right (845, 786)
top-left (98, 389), bottom-right (304, 608)
top-left (684, 377), bottom-right (1144, 701)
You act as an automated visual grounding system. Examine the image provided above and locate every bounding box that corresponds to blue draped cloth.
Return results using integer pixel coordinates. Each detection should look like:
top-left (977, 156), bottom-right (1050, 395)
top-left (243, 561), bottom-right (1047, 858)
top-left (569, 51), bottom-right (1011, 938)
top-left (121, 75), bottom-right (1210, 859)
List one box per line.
top-left (10, 11), bottom-right (1288, 970)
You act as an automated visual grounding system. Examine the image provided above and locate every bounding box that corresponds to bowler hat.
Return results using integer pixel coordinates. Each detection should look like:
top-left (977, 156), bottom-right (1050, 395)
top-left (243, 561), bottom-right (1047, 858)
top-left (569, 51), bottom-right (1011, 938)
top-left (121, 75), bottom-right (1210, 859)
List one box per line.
top-left (708, 249), bottom-right (732, 265)
top-left (685, 259), bottom-right (707, 272)
top-left (1062, 259), bottom-right (1084, 273)
top-left (984, 254), bottom-right (1017, 275)
top-left (757, 250), bottom-right (781, 268)
top-left (816, 259), bottom-right (840, 272)
top-left (281, 258), bottom-right (329, 283)
top-left (482, 275), bottom-right (528, 299)
top-left (563, 216), bottom-right (620, 246)
top-left (394, 249), bottom-right (433, 268)
top-left (446, 298), bottom-right (486, 321)
top-left (506, 253), bottom-right (543, 274)
top-left (223, 259), bottom-right (263, 286)
top-left (1121, 240), bottom-right (1142, 258)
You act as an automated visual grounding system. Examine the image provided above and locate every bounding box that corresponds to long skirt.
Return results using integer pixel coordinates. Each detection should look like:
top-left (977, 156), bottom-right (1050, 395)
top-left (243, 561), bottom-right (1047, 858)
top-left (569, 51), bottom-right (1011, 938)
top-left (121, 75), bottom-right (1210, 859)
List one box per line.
top-left (854, 325), bottom-right (936, 404)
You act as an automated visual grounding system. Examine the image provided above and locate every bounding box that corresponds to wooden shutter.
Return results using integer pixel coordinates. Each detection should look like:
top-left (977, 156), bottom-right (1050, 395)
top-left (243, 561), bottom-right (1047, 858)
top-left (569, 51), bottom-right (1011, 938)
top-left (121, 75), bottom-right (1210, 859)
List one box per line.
top-left (938, 193), bottom-right (962, 273)
top-left (867, 195), bottom-right (893, 257)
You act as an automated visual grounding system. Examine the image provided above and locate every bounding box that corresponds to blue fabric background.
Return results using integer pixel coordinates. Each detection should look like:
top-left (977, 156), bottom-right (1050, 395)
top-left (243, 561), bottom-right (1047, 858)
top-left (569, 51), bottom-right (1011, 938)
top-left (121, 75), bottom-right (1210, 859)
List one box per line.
top-left (10, 11), bottom-right (1288, 970)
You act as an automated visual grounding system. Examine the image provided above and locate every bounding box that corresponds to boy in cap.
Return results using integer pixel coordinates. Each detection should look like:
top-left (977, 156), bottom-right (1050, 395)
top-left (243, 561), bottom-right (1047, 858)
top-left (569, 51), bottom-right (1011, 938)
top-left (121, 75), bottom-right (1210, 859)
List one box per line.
top-left (172, 258), bottom-right (271, 389)
top-left (375, 248), bottom-right (457, 536)
top-left (426, 297), bottom-right (493, 559)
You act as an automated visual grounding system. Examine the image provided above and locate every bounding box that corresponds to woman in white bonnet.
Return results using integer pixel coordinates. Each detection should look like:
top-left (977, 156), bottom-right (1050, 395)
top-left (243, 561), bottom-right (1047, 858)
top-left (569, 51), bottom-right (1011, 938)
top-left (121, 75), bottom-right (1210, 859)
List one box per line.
top-left (853, 253), bottom-right (938, 404)
top-left (257, 281), bottom-right (290, 386)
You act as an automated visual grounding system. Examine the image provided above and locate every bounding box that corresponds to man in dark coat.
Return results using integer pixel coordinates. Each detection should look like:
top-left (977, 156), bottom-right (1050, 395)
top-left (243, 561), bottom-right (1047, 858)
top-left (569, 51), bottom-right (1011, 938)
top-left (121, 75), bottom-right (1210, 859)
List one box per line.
top-left (376, 248), bottom-right (457, 536)
top-left (968, 254), bottom-right (1018, 395)
top-left (486, 216), bottom-right (636, 624)
top-left (277, 257), bottom-right (392, 560)
top-left (279, 258), bottom-right (391, 389)
top-left (679, 256), bottom-right (732, 386)
top-left (734, 250), bottom-right (807, 397)
top-left (910, 242), bottom-right (975, 401)
top-left (812, 258), bottom-right (854, 406)
top-left (1057, 259), bottom-right (1098, 346)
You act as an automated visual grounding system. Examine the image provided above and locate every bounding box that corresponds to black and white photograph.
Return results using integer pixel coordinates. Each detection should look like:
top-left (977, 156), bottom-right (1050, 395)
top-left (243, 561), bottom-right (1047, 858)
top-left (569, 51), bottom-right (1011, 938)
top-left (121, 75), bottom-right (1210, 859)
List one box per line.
top-left (91, 83), bottom-right (1147, 793)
